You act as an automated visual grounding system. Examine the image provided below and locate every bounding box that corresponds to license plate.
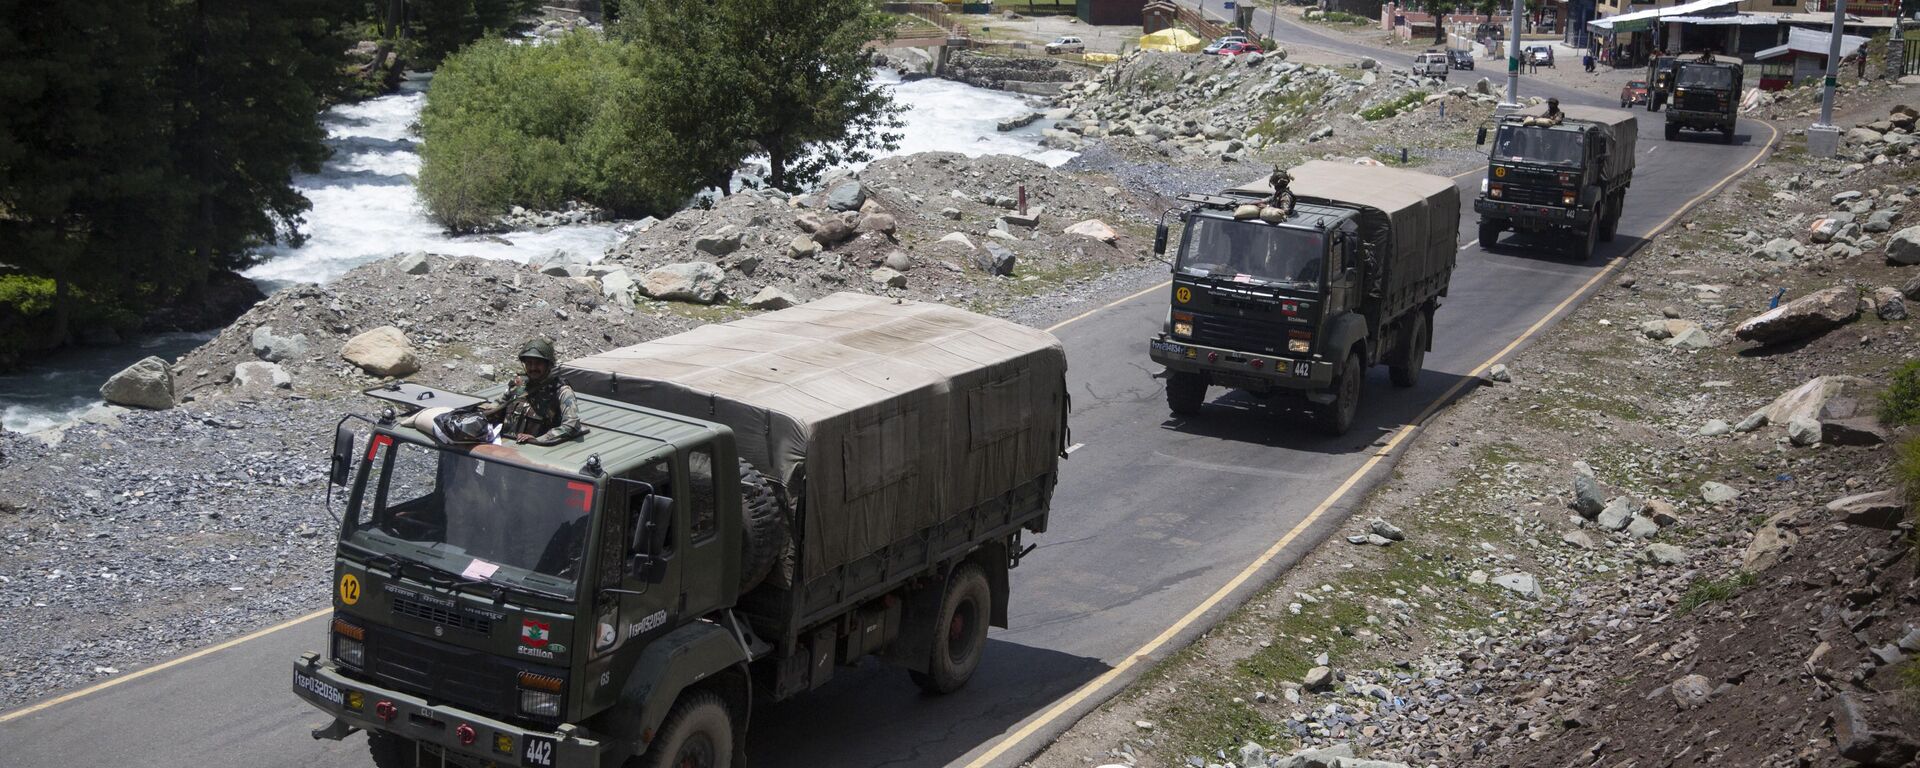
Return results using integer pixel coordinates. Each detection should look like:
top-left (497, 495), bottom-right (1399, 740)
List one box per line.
top-left (1293, 361), bottom-right (1312, 378)
top-left (522, 735), bottom-right (557, 767)
top-left (294, 669), bottom-right (345, 707)
top-left (1150, 340), bottom-right (1184, 354)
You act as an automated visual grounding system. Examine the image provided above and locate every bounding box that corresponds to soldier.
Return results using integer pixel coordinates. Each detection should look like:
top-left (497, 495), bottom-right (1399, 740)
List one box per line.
top-left (484, 338), bottom-right (583, 445)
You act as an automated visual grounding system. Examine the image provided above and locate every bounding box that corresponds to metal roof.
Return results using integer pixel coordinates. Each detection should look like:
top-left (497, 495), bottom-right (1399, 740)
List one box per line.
top-left (1591, 0), bottom-right (1742, 28)
top-left (1756, 25), bottom-right (1869, 59)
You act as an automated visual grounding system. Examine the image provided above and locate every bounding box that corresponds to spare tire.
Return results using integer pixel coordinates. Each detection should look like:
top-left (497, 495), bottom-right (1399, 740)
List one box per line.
top-left (737, 459), bottom-right (790, 593)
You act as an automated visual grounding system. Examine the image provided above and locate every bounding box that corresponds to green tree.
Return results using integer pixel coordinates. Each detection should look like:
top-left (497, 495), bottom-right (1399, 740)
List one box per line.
top-left (161, 0), bottom-right (358, 294)
top-left (0, 0), bottom-right (177, 342)
top-left (411, 0), bottom-right (543, 64)
top-left (622, 0), bottom-right (903, 192)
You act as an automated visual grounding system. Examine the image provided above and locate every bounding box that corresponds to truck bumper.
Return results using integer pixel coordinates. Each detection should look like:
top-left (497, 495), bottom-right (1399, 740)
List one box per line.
top-left (1149, 336), bottom-right (1332, 390)
top-left (1475, 198), bottom-right (1590, 230)
top-left (1665, 109), bottom-right (1728, 130)
top-left (292, 653), bottom-right (608, 768)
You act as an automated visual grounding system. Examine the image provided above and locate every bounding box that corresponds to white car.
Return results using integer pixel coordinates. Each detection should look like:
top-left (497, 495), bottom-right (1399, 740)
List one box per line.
top-left (1412, 51), bottom-right (1449, 80)
top-left (1045, 36), bottom-right (1085, 54)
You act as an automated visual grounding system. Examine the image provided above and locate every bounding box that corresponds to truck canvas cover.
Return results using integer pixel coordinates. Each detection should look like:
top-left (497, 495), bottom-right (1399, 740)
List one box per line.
top-left (560, 292), bottom-right (1068, 581)
top-left (1229, 160), bottom-right (1460, 318)
top-left (1515, 104), bottom-right (1638, 179)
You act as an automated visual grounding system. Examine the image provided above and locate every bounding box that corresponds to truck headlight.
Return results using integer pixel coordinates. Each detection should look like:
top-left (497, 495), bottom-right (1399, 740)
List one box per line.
top-left (1172, 311), bottom-right (1194, 337)
top-left (1488, 184), bottom-right (1503, 199)
top-left (518, 671), bottom-right (565, 718)
top-left (1561, 191), bottom-right (1576, 206)
top-left (1480, 178), bottom-right (1488, 194)
top-left (332, 617), bottom-right (366, 667)
top-left (1288, 338), bottom-right (1311, 353)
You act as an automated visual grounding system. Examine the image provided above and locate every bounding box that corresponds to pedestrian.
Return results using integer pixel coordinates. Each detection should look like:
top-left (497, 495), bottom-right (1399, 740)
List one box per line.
top-left (483, 338), bottom-right (584, 446)
top-left (1583, 52), bottom-right (1594, 72)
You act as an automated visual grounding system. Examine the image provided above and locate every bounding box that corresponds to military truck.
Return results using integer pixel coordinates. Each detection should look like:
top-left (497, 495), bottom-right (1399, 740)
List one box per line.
top-left (1474, 104), bottom-right (1637, 261)
top-left (1646, 56), bottom-right (1677, 112)
top-left (1146, 160), bottom-right (1460, 435)
top-left (1664, 57), bottom-right (1742, 142)
top-left (292, 293), bottom-right (1069, 768)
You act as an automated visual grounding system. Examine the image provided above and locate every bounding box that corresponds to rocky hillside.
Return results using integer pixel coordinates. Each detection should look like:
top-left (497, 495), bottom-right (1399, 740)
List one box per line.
top-left (1027, 103), bottom-right (1920, 768)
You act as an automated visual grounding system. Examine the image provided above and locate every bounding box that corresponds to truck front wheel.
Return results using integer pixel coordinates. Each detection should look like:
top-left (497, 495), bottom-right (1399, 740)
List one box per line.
top-left (1664, 122), bottom-right (1679, 141)
top-left (911, 564), bottom-right (990, 695)
top-left (367, 733), bottom-right (419, 768)
top-left (643, 691), bottom-right (735, 768)
top-left (1166, 371), bottom-right (1207, 416)
top-left (1316, 352), bottom-right (1363, 436)
top-left (1477, 220), bottom-right (1501, 249)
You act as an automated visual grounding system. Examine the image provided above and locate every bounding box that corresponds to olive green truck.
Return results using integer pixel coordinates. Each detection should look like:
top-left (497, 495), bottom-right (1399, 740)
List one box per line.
top-left (293, 292), bottom-right (1069, 768)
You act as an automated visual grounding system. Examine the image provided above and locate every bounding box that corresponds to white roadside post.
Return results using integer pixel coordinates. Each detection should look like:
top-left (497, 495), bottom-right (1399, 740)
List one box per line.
top-left (1805, 0), bottom-right (1847, 157)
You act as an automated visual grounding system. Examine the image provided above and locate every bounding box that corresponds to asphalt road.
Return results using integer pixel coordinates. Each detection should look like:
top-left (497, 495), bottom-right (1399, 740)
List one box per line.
top-left (0, 17), bottom-right (1770, 768)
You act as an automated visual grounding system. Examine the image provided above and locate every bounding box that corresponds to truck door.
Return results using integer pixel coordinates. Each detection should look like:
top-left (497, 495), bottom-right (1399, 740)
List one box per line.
top-left (676, 445), bottom-right (727, 617)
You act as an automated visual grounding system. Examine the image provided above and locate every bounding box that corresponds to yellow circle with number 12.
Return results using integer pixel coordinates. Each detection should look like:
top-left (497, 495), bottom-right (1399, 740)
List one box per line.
top-left (1175, 287), bottom-right (1192, 304)
top-left (1493, 166), bottom-right (1506, 178)
top-left (338, 573), bottom-right (361, 605)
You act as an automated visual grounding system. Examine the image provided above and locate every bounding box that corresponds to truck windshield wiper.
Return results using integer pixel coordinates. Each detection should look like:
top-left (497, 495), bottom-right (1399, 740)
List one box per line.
top-left (373, 552), bottom-right (566, 604)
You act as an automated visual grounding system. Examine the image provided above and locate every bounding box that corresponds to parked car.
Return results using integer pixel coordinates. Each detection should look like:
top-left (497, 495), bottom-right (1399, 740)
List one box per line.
top-left (1527, 46), bottom-right (1555, 67)
top-left (1045, 36), bottom-right (1085, 54)
top-left (1216, 41), bottom-right (1264, 56)
top-left (1203, 35), bottom-right (1249, 55)
top-left (1447, 49), bottom-right (1475, 69)
top-left (1619, 79), bottom-right (1650, 107)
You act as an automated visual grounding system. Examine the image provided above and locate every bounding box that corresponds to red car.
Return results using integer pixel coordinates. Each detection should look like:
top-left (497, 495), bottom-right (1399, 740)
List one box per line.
top-left (1216, 42), bottom-right (1264, 56)
top-left (1620, 80), bottom-right (1650, 108)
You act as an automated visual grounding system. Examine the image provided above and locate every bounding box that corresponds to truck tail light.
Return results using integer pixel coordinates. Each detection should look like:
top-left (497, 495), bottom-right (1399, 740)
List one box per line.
top-left (1250, 359), bottom-right (1265, 369)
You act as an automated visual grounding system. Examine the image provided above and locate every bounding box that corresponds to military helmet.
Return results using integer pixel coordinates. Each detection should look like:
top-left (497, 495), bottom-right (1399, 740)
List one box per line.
top-left (518, 338), bottom-right (557, 364)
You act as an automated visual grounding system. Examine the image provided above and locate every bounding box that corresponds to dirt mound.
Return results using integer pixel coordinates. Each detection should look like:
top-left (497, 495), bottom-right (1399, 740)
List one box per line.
top-left (602, 151), bottom-right (1155, 311)
top-left (172, 254), bottom-right (699, 404)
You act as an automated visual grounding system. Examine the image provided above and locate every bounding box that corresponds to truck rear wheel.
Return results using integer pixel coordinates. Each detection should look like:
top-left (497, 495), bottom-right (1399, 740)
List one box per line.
top-left (1166, 371), bottom-right (1207, 416)
top-left (737, 460), bottom-right (790, 593)
top-left (1316, 352), bottom-right (1363, 436)
top-left (1389, 312), bottom-right (1428, 388)
top-left (910, 564), bottom-right (990, 695)
top-left (643, 691), bottom-right (734, 768)
top-left (1599, 193), bottom-right (1621, 242)
top-left (367, 733), bottom-right (419, 768)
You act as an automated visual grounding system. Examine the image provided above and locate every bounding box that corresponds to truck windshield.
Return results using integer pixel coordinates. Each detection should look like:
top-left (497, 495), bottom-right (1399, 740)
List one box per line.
top-left (1493, 125), bottom-right (1584, 167)
top-left (1176, 217), bottom-right (1325, 288)
top-left (1675, 65), bottom-right (1733, 89)
top-left (347, 433), bottom-right (596, 598)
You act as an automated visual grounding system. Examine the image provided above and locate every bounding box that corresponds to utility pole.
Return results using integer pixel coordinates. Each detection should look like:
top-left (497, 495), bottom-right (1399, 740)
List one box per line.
top-left (1267, 0), bottom-right (1277, 46)
top-left (1806, 0), bottom-right (1847, 157)
top-left (1502, 0), bottom-right (1524, 110)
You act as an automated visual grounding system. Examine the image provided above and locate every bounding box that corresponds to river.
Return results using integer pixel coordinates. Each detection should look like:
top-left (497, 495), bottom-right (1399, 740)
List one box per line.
top-left (1, 67), bottom-right (1073, 433)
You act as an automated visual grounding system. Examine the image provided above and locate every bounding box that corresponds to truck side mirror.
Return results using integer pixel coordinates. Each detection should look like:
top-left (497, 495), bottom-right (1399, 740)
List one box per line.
top-left (1153, 222), bottom-right (1169, 256)
top-left (329, 424), bottom-right (356, 486)
top-left (1475, 126), bottom-right (1487, 145)
top-left (628, 494), bottom-right (674, 584)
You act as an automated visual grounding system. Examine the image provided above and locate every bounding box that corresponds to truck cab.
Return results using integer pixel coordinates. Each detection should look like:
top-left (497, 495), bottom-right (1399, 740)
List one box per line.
top-left (1664, 58), bottom-right (1742, 142)
top-left (1474, 104), bottom-right (1637, 260)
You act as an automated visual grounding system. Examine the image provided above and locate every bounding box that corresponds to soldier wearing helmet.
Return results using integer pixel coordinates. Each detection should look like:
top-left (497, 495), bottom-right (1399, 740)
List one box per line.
top-left (483, 338), bottom-right (583, 445)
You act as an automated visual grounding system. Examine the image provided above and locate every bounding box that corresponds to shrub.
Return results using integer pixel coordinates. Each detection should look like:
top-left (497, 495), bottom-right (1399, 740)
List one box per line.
top-left (1361, 90), bottom-right (1428, 121)
top-left (417, 32), bottom-right (690, 231)
top-left (1880, 359), bottom-right (1920, 427)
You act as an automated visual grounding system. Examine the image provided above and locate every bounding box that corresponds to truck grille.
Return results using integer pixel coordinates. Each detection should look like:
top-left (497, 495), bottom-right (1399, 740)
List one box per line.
top-left (1677, 91), bottom-right (1721, 112)
top-left (1500, 185), bottom-right (1563, 207)
top-left (1189, 312), bottom-right (1291, 355)
top-left (392, 594), bottom-right (493, 635)
top-left (362, 624), bottom-right (563, 725)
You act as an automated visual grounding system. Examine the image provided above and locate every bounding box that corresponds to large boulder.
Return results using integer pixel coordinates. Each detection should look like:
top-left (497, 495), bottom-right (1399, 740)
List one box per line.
top-left (1873, 287), bottom-right (1907, 320)
top-left (1748, 376), bottom-right (1873, 438)
top-left (642, 262), bottom-right (726, 304)
top-left (99, 356), bottom-right (175, 410)
top-left (250, 326), bottom-right (309, 363)
top-left (1732, 286), bottom-right (1859, 346)
top-left (692, 228), bottom-right (743, 257)
top-left (600, 269), bottom-right (638, 305)
top-left (870, 267), bottom-right (907, 288)
top-left (1827, 490), bottom-right (1907, 529)
top-left (823, 179), bottom-right (867, 212)
top-left (1887, 225), bottom-right (1920, 265)
top-left (1063, 219), bottom-right (1119, 244)
top-left (232, 361), bottom-right (292, 394)
top-left (1741, 520), bottom-right (1798, 571)
top-left (976, 243), bottom-right (1017, 276)
top-left (746, 286), bottom-right (798, 310)
top-left (341, 326), bottom-right (420, 377)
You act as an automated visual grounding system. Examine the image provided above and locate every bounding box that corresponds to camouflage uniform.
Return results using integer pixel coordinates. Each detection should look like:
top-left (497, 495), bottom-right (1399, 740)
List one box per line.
top-left (486, 374), bottom-right (582, 446)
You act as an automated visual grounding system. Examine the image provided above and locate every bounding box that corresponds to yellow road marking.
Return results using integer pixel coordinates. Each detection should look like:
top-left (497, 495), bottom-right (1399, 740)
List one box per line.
top-left (0, 121), bottom-right (1778, 733)
top-left (959, 119), bottom-right (1780, 768)
top-left (0, 608), bottom-right (331, 724)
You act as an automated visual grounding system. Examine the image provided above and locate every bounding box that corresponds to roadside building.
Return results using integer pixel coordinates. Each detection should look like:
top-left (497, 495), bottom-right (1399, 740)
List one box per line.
top-left (1076, 0), bottom-right (1144, 25)
top-left (1755, 25), bottom-right (1870, 89)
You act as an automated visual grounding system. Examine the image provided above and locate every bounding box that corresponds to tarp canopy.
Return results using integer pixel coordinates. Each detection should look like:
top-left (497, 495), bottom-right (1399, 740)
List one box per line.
top-left (1513, 104), bottom-right (1638, 179)
top-left (561, 293), bottom-right (1068, 583)
top-left (1139, 28), bottom-right (1204, 52)
top-left (1757, 26), bottom-right (1869, 61)
top-left (1590, 0), bottom-right (1740, 32)
top-left (1229, 160), bottom-right (1460, 272)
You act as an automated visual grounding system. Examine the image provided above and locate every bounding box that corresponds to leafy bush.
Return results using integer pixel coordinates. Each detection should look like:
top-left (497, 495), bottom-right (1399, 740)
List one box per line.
top-left (418, 32), bottom-right (691, 231)
top-left (1361, 90), bottom-right (1428, 121)
top-left (1880, 359), bottom-right (1920, 427)
top-left (1676, 570), bottom-right (1755, 614)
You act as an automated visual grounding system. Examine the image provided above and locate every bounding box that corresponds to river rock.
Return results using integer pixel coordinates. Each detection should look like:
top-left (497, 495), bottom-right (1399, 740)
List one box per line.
top-left (1596, 497), bottom-right (1635, 531)
top-left (1788, 415), bottom-right (1823, 446)
top-left (1303, 666), bottom-right (1335, 691)
top-left (1368, 517), bottom-right (1405, 541)
top-left (976, 244), bottom-right (1017, 276)
top-left (1064, 219), bottom-right (1119, 244)
top-left (1626, 514), bottom-right (1660, 539)
top-left (642, 262), bottom-right (725, 304)
top-left (1742, 521), bottom-right (1798, 571)
top-left (858, 213), bottom-right (897, 236)
top-left (600, 269), bottom-right (638, 305)
top-left (1670, 674), bottom-right (1713, 708)
top-left (1562, 529), bottom-right (1596, 549)
top-left (1732, 286), bottom-right (1859, 345)
top-left (883, 250), bottom-right (913, 272)
top-left (937, 232), bottom-right (976, 252)
top-left (1864, 210), bottom-right (1898, 233)
top-left (1696, 419), bottom-right (1732, 436)
top-left (1827, 490), bottom-right (1907, 528)
top-left (1751, 376), bottom-right (1873, 428)
top-left (99, 356), bottom-right (175, 410)
top-left (747, 286), bottom-right (798, 311)
top-left (823, 179), bottom-right (867, 212)
top-left (1887, 225), bottom-right (1920, 265)
top-left (395, 251), bottom-right (433, 275)
top-left (692, 228), bottom-right (743, 256)
top-left (1571, 472), bottom-right (1607, 517)
top-left (1701, 481), bottom-right (1739, 504)
top-left (1492, 572), bottom-right (1541, 599)
top-left (1873, 287), bottom-right (1906, 320)
top-left (870, 267), bottom-right (907, 288)
top-left (341, 326), bottom-right (419, 377)
top-left (233, 361), bottom-right (292, 393)
top-left (250, 326), bottom-right (309, 363)
top-left (1833, 692), bottom-right (1920, 766)
top-left (809, 216), bottom-right (855, 246)
top-left (788, 235), bottom-right (822, 259)
top-left (1643, 543), bottom-right (1691, 565)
